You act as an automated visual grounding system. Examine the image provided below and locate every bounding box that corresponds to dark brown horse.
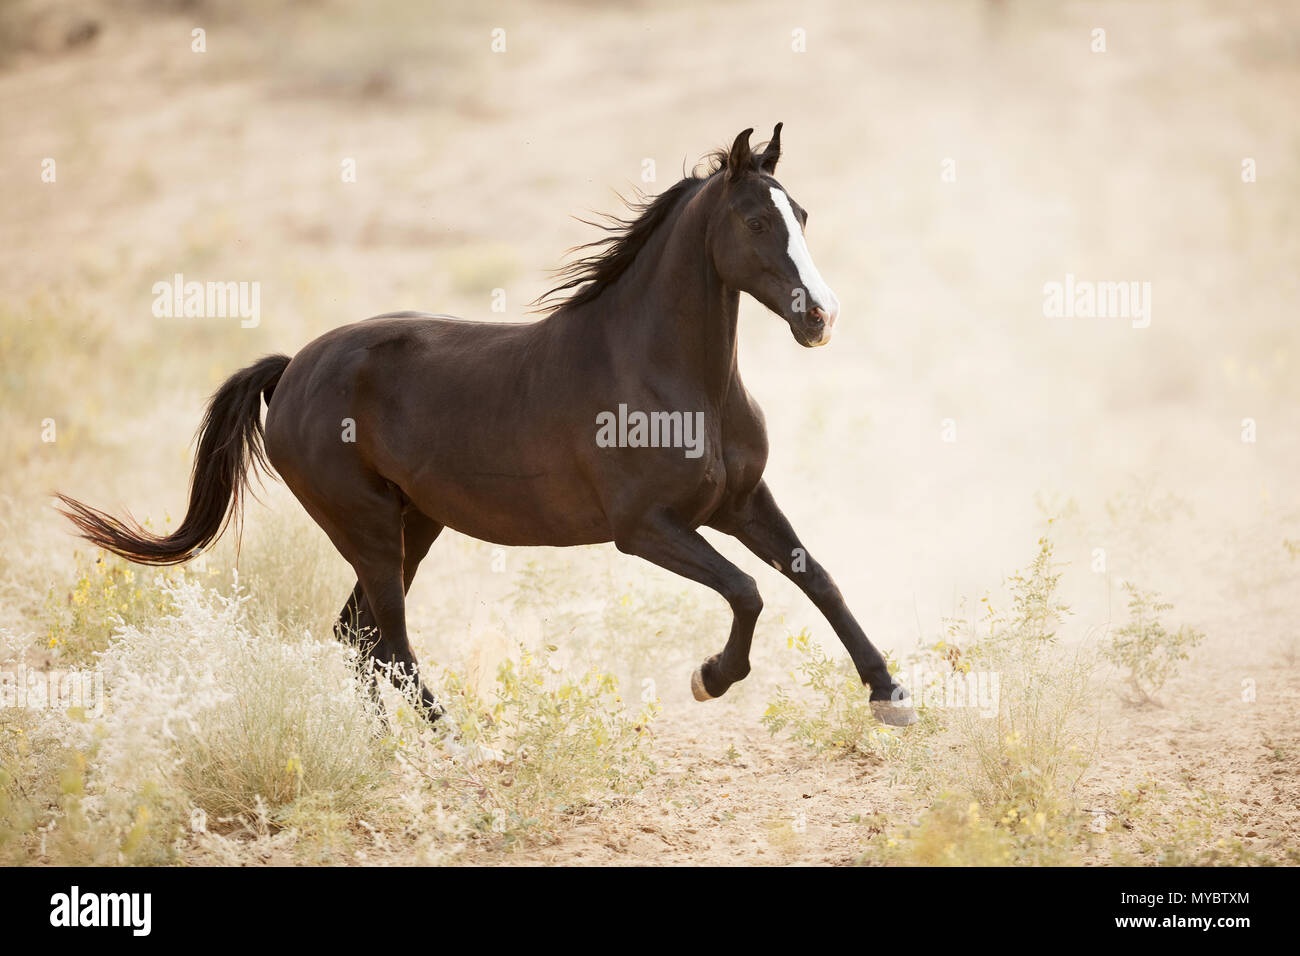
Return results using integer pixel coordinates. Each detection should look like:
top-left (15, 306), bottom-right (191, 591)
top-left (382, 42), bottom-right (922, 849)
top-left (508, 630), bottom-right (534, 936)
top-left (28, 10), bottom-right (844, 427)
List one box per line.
top-left (57, 125), bottom-right (916, 726)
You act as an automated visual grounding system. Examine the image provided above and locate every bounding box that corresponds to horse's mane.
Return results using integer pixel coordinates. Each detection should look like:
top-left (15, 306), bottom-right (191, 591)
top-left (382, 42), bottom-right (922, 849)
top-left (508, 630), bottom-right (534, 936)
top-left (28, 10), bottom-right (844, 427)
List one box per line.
top-left (531, 148), bottom-right (731, 313)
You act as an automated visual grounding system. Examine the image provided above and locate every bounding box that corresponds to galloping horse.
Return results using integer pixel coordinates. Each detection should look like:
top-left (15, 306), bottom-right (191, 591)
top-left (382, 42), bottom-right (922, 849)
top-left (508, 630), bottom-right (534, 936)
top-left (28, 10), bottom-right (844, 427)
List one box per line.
top-left (58, 125), bottom-right (916, 726)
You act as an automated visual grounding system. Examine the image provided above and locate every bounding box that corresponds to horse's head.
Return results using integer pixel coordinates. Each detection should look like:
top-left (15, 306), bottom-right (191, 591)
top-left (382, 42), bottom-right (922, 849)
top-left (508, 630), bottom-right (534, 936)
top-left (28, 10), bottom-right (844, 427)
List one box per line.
top-left (707, 124), bottom-right (840, 348)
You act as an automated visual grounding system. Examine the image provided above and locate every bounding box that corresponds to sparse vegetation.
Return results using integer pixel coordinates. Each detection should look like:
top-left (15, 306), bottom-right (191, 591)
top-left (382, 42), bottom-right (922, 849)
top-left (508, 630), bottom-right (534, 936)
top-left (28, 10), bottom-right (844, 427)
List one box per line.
top-left (4, 573), bottom-right (660, 863)
top-left (761, 629), bottom-right (906, 757)
top-left (861, 537), bottom-right (1104, 865)
top-left (867, 793), bottom-right (1091, 867)
top-left (43, 550), bottom-right (177, 664)
top-left (1109, 775), bottom-right (1276, 866)
top-left (1104, 583), bottom-right (1205, 706)
top-left (392, 644), bottom-right (659, 848)
top-left (951, 539), bottom-right (1100, 812)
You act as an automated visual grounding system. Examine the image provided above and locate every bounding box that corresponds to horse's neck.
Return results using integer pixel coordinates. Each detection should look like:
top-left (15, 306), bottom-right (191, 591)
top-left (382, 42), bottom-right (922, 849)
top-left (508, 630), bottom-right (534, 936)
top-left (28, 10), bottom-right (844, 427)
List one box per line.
top-left (602, 199), bottom-right (741, 398)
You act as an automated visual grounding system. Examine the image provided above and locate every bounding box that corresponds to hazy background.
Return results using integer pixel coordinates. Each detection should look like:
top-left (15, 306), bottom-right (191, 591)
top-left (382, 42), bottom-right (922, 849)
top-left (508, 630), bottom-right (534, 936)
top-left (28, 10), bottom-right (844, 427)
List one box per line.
top-left (2, 0), bottom-right (1297, 692)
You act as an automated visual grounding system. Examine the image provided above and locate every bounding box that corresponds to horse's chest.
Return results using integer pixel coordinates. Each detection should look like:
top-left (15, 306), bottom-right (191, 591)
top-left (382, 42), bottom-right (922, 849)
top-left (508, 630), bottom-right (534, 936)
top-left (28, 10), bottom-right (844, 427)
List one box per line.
top-left (679, 420), bottom-right (764, 523)
top-left (672, 453), bottom-right (725, 526)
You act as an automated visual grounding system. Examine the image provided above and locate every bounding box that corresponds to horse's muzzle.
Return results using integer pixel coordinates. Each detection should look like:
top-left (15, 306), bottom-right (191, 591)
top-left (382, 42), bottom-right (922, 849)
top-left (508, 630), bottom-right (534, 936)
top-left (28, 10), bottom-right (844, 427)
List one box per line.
top-left (792, 304), bottom-right (837, 348)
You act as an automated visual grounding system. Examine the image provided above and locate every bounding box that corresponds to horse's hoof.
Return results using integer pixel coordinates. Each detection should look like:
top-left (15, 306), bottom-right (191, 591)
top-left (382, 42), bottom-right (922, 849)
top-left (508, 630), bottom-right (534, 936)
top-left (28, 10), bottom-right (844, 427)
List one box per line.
top-left (690, 666), bottom-right (714, 701)
top-left (871, 698), bottom-right (918, 726)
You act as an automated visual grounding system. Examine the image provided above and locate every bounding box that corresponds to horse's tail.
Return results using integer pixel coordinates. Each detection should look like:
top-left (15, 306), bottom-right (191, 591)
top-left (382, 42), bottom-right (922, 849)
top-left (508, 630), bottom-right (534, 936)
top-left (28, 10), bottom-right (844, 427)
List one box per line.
top-left (55, 354), bottom-right (292, 566)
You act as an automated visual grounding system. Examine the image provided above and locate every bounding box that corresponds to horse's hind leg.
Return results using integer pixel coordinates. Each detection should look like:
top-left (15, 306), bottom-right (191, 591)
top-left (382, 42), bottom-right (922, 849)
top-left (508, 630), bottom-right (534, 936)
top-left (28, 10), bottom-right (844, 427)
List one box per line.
top-left (336, 508), bottom-right (443, 649)
top-left (316, 486), bottom-right (442, 721)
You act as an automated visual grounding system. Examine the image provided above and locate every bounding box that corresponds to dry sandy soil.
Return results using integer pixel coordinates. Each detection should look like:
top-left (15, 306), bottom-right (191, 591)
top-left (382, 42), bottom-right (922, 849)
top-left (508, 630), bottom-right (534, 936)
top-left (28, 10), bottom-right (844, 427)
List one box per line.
top-left (2, 0), bottom-right (1298, 864)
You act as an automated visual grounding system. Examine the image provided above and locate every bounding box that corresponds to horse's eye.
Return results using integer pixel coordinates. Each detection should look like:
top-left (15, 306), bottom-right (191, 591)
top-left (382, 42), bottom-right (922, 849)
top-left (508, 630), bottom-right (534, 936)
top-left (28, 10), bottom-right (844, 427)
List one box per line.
top-left (746, 218), bottom-right (764, 233)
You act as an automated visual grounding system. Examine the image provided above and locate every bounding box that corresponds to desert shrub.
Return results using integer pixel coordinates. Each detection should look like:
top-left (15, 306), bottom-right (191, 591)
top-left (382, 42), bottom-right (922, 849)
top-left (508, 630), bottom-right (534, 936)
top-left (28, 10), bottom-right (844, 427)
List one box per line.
top-left (43, 550), bottom-right (176, 664)
top-left (863, 537), bottom-right (1103, 865)
top-left (760, 629), bottom-right (907, 756)
top-left (3, 567), bottom-right (187, 864)
top-left (7, 569), bottom-right (663, 863)
top-left (173, 638), bottom-right (386, 822)
top-left (104, 577), bottom-right (388, 825)
top-left (1104, 584), bottom-right (1205, 705)
top-left (0, 713), bottom-right (59, 862)
top-left (6, 556), bottom-right (389, 861)
top-left (8, 575), bottom-right (384, 864)
top-left (865, 793), bottom-right (1090, 866)
top-left (0, 702), bottom-right (185, 866)
top-left (0, 497), bottom-right (76, 623)
top-left (392, 643), bottom-right (659, 847)
top-left (946, 537), bottom-right (1099, 811)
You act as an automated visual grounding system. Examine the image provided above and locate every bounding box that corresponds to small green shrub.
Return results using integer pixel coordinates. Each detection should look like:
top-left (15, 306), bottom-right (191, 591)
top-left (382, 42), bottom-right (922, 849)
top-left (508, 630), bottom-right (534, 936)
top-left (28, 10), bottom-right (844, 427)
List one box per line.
top-left (868, 536), bottom-right (1103, 867)
top-left (1104, 584), bottom-right (1205, 705)
top-left (394, 643), bottom-right (659, 847)
top-left (946, 538), bottom-right (1099, 811)
top-left (95, 577), bottom-right (388, 834)
top-left (761, 629), bottom-right (904, 756)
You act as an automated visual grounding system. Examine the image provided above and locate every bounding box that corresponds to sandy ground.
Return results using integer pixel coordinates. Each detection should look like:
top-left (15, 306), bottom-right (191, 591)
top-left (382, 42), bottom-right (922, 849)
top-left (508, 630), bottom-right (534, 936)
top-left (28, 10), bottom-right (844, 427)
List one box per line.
top-left (2, 0), bottom-right (1298, 864)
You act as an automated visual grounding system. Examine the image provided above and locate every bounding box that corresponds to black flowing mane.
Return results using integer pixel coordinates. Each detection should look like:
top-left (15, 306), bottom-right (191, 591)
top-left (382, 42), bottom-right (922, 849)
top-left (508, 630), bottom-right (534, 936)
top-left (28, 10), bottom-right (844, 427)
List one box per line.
top-left (533, 148), bottom-right (731, 313)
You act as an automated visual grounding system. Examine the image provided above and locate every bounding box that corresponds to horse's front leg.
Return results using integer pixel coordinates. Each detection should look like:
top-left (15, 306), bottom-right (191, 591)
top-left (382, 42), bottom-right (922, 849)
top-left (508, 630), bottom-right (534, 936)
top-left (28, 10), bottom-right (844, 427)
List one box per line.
top-left (614, 511), bottom-right (762, 700)
top-left (715, 481), bottom-right (916, 726)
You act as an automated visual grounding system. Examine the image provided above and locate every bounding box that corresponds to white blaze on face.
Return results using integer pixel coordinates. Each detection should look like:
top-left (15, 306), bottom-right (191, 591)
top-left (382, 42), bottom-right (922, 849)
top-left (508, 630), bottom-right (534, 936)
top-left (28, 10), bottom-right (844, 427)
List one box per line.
top-left (769, 186), bottom-right (840, 345)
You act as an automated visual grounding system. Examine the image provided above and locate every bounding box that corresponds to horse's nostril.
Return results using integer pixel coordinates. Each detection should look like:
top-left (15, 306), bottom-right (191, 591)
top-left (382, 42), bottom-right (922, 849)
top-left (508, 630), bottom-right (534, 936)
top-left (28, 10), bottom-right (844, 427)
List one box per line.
top-left (808, 304), bottom-right (839, 328)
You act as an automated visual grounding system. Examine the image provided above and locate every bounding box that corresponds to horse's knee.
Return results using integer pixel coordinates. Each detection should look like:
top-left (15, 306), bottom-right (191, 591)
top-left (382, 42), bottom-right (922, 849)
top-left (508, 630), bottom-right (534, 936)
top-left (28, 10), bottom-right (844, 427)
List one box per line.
top-left (728, 577), bottom-right (763, 620)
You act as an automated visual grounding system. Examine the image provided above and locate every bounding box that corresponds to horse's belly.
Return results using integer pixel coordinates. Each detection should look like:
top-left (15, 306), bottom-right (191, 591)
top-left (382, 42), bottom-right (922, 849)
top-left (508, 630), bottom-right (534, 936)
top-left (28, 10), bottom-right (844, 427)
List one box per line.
top-left (405, 470), bottom-right (613, 547)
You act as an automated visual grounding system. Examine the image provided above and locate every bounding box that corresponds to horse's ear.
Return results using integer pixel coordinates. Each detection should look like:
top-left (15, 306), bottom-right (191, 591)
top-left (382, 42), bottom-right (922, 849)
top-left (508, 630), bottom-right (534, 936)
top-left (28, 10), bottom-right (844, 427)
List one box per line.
top-left (726, 128), bottom-right (755, 182)
top-left (757, 122), bottom-right (782, 174)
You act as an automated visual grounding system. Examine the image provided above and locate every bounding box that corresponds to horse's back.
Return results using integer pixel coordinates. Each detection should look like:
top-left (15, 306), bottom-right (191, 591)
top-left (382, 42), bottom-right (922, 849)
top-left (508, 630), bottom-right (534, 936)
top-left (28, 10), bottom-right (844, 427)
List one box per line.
top-left (263, 310), bottom-right (611, 543)
top-left (277, 312), bottom-right (542, 391)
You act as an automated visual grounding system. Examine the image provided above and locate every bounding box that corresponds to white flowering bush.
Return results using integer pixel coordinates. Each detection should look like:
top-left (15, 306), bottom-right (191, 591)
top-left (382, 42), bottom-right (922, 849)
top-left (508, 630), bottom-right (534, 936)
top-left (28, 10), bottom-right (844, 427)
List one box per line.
top-left (3, 575), bottom-right (386, 862)
top-left (3, 569), bottom-right (662, 864)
